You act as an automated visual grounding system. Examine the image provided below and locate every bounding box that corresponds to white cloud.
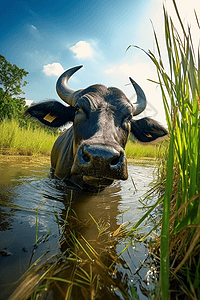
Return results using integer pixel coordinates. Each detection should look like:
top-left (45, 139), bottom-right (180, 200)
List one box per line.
top-left (43, 62), bottom-right (64, 76)
top-left (70, 41), bottom-right (94, 59)
top-left (105, 68), bottom-right (115, 74)
top-left (105, 62), bottom-right (156, 84)
top-left (31, 25), bottom-right (37, 30)
top-left (25, 100), bottom-right (34, 107)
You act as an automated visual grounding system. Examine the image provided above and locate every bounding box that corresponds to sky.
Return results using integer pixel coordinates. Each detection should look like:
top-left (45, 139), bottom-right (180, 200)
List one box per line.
top-left (1, 0), bottom-right (200, 126)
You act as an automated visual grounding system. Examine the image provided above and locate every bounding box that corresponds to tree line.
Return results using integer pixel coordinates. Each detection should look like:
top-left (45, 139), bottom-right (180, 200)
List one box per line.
top-left (0, 54), bottom-right (58, 135)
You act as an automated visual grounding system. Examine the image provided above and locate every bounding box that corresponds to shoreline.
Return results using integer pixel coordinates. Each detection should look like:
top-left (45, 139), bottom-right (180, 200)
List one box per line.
top-left (0, 152), bottom-right (156, 167)
top-left (127, 157), bottom-right (156, 164)
top-left (0, 153), bottom-right (51, 166)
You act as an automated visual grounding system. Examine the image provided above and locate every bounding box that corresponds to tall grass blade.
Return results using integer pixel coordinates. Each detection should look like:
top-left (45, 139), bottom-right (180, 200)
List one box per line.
top-left (0, 118), bottom-right (59, 155)
top-left (160, 134), bottom-right (174, 299)
top-left (128, 1), bottom-right (200, 297)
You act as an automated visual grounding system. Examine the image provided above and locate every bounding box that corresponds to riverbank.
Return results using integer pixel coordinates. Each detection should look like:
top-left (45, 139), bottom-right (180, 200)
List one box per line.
top-left (0, 153), bottom-right (50, 167)
top-left (0, 152), bottom-right (156, 167)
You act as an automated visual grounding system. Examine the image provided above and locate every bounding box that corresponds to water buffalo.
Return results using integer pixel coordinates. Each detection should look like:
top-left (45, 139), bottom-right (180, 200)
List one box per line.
top-left (25, 66), bottom-right (167, 191)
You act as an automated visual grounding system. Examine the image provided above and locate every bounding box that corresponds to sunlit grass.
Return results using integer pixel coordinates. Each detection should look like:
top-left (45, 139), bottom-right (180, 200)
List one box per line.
top-left (0, 118), bottom-right (59, 155)
top-left (125, 139), bottom-right (168, 160)
top-left (125, 140), bottom-right (160, 158)
top-left (0, 118), bottom-right (161, 158)
top-left (127, 0), bottom-right (200, 299)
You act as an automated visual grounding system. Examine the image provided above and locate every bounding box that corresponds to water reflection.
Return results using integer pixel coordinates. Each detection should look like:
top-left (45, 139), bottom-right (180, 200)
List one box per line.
top-left (0, 159), bottom-right (157, 299)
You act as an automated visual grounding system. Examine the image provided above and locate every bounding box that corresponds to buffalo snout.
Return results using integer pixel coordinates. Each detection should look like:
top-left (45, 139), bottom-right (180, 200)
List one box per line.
top-left (71, 144), bottom-right (128, 181)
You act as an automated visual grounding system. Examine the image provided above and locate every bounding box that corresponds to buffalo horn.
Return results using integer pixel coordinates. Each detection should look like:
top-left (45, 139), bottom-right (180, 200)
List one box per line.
top-left (56, 65), bottom-right (83, 106)
top-left (129, 77), bottom-right (147, 116)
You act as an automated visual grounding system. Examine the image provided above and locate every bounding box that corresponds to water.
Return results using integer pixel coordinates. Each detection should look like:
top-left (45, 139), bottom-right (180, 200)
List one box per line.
top-left (0, 157), bottom-right (159, 299)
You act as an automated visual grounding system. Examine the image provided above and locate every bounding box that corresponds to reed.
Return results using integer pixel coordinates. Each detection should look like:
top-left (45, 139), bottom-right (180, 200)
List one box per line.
top-left (0, 118), bottom-right (59, 155)
top-left (135, 1), bottom-right (200, 298)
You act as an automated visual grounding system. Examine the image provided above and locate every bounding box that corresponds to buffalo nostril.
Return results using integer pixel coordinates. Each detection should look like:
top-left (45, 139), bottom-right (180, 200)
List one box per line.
top-left (110, 155), bottom-right (120, 166)
top-left (82, 148), bottom-right (90, 163)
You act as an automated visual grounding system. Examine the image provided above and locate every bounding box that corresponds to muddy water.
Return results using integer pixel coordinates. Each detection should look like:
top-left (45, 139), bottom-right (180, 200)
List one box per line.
top-left (0, 157), bottom-right (159, 299)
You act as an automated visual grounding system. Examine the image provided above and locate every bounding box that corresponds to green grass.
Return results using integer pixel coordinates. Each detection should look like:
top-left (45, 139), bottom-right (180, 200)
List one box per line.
top-left (151, 4), bottom-right (200, 299)
top-left (0, 118), bottom-right (161, 159)
top-left (0, 118), bottom-right (59, 155)
top-left (127, 1), bottom-right (200, 299)
top-left (125, 140), bottom-right (162, 158)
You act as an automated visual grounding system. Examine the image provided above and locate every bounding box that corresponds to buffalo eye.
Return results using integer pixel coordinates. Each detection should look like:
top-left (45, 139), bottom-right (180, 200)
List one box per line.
top-left (74, 97), bottom-right (90, 117)
top-left (123, 114), bottom-right (132, 131)
top-left (75, 105), bottom-right (82, 115)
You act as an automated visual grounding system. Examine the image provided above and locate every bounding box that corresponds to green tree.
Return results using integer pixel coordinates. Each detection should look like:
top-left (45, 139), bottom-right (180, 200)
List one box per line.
top-left (0, 54), bottom-right (29, 120)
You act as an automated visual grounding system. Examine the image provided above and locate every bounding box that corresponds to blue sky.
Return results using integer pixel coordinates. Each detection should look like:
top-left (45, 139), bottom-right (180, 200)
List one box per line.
top-left (1, 0), bottom-right (199, 125)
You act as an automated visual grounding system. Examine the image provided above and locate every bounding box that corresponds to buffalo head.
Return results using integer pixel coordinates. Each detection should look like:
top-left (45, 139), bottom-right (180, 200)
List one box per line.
top-left (25, 66), bottom-right (168, 191)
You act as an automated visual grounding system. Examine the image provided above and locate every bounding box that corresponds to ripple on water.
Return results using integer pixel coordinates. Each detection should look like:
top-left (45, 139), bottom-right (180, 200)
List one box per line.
top-left (0, 159), bottom-right (158, 300)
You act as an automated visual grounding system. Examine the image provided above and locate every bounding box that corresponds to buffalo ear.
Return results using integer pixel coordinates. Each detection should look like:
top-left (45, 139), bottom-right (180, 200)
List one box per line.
top-left (130, 117), bottom-right (168, 142)
top-left (24, 100), bottom-right (75, 127)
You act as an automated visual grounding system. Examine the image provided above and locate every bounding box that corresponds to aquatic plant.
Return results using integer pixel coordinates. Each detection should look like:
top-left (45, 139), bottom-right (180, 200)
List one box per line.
top-left (8, 208), bottom-right (143, 300)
